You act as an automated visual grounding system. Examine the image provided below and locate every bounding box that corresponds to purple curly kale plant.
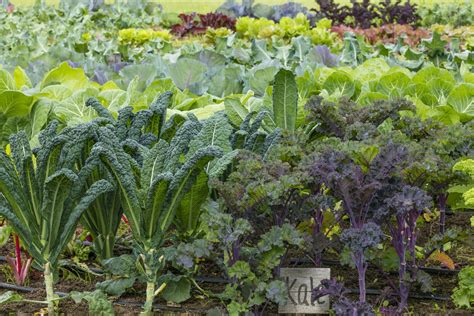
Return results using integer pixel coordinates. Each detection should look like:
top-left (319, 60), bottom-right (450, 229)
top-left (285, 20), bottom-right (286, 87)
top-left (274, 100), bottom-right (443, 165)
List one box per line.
top-left (312, 279), bottom-right (374, 315)
top-left (404, 122), bottom-right (474, 234)
top-left (309, 144), bottom-right (409, 306)
top-left (307, 194), bottom-right (338, 267)
top-left (310, 144), bottom-right (409, 227)
top-left (341, 222), bottom-right (383, 303)
top-left (385, 185), bottom-right (431, 312)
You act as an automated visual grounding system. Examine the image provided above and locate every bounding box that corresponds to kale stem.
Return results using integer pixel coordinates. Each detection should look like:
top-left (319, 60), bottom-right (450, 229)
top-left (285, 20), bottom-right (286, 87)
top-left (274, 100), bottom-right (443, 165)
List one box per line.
top-left (143, 279), bottom-right (155, 315)
top-left (354, 253), bottom-right (367, 303)
top-left (44, 262), bottom-right (55, 315)
top-left (438, 193), bottom-right (447, 234)
top-left (398, 250), bottom-right (408, 312)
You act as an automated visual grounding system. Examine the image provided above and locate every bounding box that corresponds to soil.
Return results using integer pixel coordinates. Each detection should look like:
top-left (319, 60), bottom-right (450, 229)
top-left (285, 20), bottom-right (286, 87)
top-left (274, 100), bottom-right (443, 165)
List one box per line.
top-left (0, 212), bottom-right (472, 315)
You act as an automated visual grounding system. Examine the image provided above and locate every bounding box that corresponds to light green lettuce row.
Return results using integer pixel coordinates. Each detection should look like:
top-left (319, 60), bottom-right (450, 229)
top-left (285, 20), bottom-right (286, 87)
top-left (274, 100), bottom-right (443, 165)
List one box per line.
top-left (298, 58), bottom-right (474, 124)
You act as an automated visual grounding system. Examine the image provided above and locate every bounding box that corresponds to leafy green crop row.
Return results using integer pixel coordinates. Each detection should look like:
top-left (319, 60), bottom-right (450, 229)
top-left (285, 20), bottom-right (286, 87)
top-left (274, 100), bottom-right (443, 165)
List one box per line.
top-left (1, 69), bottom-right (472, 313)
top-left (0, 1), bottom-right (473, 315)
top-left (1, 3), bottom-right (473, 84)
top-left (1, 39), bottom-right (472, 148)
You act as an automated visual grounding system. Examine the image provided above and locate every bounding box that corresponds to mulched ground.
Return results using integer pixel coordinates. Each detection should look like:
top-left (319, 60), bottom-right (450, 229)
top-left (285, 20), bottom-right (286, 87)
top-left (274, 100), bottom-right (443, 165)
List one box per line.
top-left (0, 212), bottom-right (472, 315)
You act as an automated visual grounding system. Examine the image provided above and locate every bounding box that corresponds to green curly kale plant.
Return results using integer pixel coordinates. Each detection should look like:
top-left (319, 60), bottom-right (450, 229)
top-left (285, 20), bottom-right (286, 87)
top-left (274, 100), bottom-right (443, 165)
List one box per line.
top-left (452, 266), bottom-right (474, 309)
top-left (451, 159), bottom-right (474, 209)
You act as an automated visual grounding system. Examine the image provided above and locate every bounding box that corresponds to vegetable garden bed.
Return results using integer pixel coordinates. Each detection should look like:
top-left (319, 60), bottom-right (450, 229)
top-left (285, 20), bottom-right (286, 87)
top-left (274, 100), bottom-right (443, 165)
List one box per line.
top-left (0, 0), bottom-right (473, 315)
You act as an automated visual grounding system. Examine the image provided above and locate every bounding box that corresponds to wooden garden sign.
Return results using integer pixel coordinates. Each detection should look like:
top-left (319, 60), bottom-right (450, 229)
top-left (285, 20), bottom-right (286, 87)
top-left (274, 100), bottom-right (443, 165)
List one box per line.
top-left (279, 268), bottom-right (330, 314)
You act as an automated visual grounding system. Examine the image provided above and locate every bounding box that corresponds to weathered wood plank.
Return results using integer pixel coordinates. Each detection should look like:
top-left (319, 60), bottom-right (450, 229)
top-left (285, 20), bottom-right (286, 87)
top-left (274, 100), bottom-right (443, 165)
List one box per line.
top-left (279, 268), bottom-right (330, 314)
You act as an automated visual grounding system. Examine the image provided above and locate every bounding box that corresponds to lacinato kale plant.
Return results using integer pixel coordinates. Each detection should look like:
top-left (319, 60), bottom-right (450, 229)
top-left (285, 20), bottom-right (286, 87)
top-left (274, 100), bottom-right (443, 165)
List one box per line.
top-left (224, 108), bottom-right (282, 160)
top-left (0, 124), bottom-right (113, 314)
top-left (199, 12), bottom-right (237, 29)
top-left (53, 118), bottom-right (123, 262)
top-left (27, 91), bottom-right (234, 311)
top-left (57, 93), bottom-right (177, 261)
top-left (87, 112), bottom-right (222, 313)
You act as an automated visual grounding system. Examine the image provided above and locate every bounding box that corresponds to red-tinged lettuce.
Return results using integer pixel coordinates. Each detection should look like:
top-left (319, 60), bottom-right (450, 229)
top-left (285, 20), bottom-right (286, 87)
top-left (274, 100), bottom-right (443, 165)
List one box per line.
top-left (331, 24), bottom-right (430, 46)
top-left (199, 12), bottom-right (236, 29)
top-left (171, 13), bottom-right (236, 37)
top-left (171, 13), bottom-right (207, 37)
